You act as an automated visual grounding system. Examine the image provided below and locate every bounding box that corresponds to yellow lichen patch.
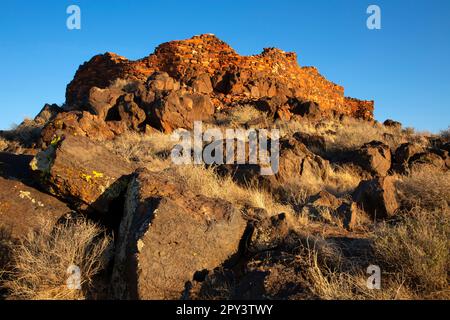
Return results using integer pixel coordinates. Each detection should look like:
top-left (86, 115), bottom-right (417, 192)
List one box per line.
top-left (29, 159), bottom-right (38, 171)
top-left (80, 174), bottom-right (93, 183)
top-left (50, 136), bottom-right (62, 146)
top-left (81, 171), bottom-right (105, 184)
top-left (92, 171), bottom-right (104, 179)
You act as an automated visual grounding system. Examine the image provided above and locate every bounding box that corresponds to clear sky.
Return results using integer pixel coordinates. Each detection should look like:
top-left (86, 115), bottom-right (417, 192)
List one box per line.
top-left (0, 0), bottom-right (449, 132)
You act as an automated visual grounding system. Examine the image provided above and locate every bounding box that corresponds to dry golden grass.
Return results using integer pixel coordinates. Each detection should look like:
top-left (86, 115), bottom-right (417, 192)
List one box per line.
top-left (302, 252), bottom-right (414, 300)
top-left (325, 164), bottom-right (363, 196)
top-left (174, 164), bottom-right (294, 218)
top-left (372, 206), bottom-right (450, 298)
top-left (0, 228), bottom-right (14, 296)
top-left (103, 131), bottom-right (297, 218)
top-left (228, 105), bottom-right (266, 126)
top-left (277, 116), bottom-right (430, 153)
top-left (105, 130), bottom-right (176, 160)
top-left (276, 163), bottom-right (362, 211)
top-left (103, 130), bottom-right (174, 172)
top-left (293, 235), bottom-right (417, 300)
top-left (298, 163), bottom-right (450, 300)
top-left (4, 218), bottom-right (111, 300)
top-left (396, 165), bottom-right (450, 210)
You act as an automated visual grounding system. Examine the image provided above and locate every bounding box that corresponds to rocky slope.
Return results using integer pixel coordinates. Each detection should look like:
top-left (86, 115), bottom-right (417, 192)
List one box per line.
top-left (0, 35), bottom-right (448, 300)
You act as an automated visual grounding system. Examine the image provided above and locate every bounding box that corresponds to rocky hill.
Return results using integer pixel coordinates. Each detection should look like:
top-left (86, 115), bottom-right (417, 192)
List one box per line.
top-left (0, 35), bottom-right (448, 300)
top-left (66, 34), bottom-right (373, 120)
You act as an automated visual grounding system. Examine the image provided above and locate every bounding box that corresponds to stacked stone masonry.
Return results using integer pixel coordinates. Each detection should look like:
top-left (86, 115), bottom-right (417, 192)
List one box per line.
top-left (66, 34), bottom-right (374, 120)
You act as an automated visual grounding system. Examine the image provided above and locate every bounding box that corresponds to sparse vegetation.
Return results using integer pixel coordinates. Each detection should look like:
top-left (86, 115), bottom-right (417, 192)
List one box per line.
top-left (277, 115), bottom-right (430, 153)
top-left (2, 113), bottom-right (448, 301)
top-left (4, 218), bottom-right (111, 300)
top-left (373, 207), bottom-right (449, 298)
top-left (396, 165), bottom-right (450, 210)
top-left (440, 126), bottom-right (450, 142)
top-left (229, 104), bottom-right (266, 126)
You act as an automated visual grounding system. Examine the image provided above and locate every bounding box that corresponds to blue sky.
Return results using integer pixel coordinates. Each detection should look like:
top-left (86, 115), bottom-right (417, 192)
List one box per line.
top-left (0, 0), bottom-right (449, 132)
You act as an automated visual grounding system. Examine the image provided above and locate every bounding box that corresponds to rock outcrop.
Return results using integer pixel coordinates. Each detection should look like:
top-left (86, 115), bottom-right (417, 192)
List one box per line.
top-left (31, 135), bottom-right (135, 213)
top-left (64, 34), bottom-right (373, 133)
top-left (112, 168), bottom-right (246, 300)
top-left (354, 141), bottom-right (391, 177)
top-left (353, 176), bottom-right (399, 219)
top-left (0, 176), bottom-right (71, 239)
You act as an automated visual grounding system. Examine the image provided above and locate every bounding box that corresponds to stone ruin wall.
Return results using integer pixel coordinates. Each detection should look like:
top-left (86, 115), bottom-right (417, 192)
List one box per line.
top-left (66, 34), bottom-right (374, 119)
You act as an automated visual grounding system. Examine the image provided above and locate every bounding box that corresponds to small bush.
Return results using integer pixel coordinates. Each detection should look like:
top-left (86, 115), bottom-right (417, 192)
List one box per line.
top-left (229, 105), bottom-right (265, 126)
top-left (440, 126), bottom-right (450, 142)
top-left (4, 218), bottom-right (111, 300)
top-left (372, 207), bottom-right (449, 298)
top-left (397, 165), bottom-right (450, 210)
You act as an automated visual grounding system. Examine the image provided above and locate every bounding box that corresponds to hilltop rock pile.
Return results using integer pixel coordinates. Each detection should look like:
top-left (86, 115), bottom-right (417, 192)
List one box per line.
top-left (48, 34), bottom-right (374, 139)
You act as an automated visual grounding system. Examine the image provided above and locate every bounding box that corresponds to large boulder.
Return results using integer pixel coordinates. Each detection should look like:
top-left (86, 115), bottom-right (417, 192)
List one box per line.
top-left (0, 176), bottom-right (71, 239)
top-left (30, 135), bottom-right (135, 213)
top-left (254, 95), bottom-right (289, 119)
top-left (149, 91), bottom-right (215, 133)
top-left (190, 74), bottom-right (213, 94)
top-left (292, 132), bottom-right (327, 154)
top-left (40, 111), bottom-right (118, 147)
top-left (146, 71), bottom-right (180, 92)
top-left (215, 137), bottom-right (330, 190)
top-left (87, 81), bottom-right (127, 119)
top-left (105, 93), bottom-right (147, 130)
top-left (111, 168), bottom-right (246, 300)
top-left (408, 151), bottom-right (446, 172)
top-left (274, 138), bottom-right (330, 185)
top-left (354, 141), bottom-right (391, 177)
top-left (34, 104), bottom-right (63, 125)
top-left (289, 98), bottom-right (322, 119)
top-left (394, 142), bottom-right (424, 165)
top-left (430, 149), bottom-right (450, 169)
top-left (247, 212), bottom-right (289, 253)
top-left (352, 176), bottom-right (399, 219)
